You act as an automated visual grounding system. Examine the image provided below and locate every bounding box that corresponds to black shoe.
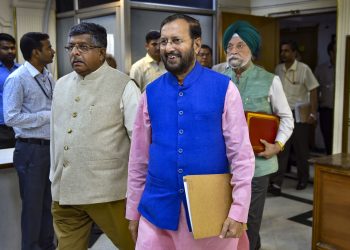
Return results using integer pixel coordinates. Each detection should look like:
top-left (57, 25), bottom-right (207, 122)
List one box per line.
top-left (268, 184), bottom-right (281, 196)
top-left (296, 182), bottom-right (307, 190)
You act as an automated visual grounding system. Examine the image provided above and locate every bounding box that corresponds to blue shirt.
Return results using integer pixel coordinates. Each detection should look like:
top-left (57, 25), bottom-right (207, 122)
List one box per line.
top-left (3, 61), bottom-right (55, 139)
top-left (0, 61), bottom-right (20, 124)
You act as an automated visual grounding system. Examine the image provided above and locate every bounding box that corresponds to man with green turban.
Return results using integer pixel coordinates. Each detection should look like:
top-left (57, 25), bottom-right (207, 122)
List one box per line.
top-left (213, 20), bottom-right (294, 250)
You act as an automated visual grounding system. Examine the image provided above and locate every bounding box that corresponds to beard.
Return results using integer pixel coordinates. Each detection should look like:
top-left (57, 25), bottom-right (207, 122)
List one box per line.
top-left (161, 47), bottom-right (195, 76)
top-left (227, 54), bottom-right (251, 69)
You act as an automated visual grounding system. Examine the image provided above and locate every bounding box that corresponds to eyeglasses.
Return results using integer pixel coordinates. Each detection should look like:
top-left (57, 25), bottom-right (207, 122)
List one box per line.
top-left (159, 38), bottom-right (184, 47)
top-left (226, 43), bottom-right (246, 53)
top-left (64, 44), bottom-right (102, 53)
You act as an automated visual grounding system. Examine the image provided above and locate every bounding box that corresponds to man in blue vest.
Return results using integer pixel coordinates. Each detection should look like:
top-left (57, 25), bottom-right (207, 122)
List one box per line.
top-left (213, 21), bottom-right (294, 250)
top-left (126, 14), bottom-right (255, 249)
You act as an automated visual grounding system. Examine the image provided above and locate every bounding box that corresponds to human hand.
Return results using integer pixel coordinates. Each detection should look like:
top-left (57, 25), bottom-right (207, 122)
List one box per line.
top-left (257, 139), bottom-right (281, 159)
top-left (128, 220), bottom-right (139, 243)
top-left (219, 217), bottom-right (244, 238)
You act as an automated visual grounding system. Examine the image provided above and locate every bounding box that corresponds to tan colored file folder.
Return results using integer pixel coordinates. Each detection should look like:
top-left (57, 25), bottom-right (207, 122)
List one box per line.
top-left (183, 173), bottom-right (233, 239)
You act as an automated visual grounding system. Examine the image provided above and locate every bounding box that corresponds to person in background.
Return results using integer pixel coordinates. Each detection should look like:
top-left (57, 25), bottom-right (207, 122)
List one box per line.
top-left (0, 33), bottom-right (20, 149)
top-left (3, 32), bottom-right (56, 250)
top-left (126, 14), bottom-right (254, 250)
top-left (196, 44), bottom-right (213, 68)
top-left (269, 40), bottom-right (319, 194)
top-left (50, 22), bottom-right (139, 250)
top-left (130, 30), bottom-right (166, 91)
top-left (214, 20), bottom-right (293, 250)
top-left (106, 53), bottom-right (117, 69)
top-left (315, 39), bottom-right (336, 155)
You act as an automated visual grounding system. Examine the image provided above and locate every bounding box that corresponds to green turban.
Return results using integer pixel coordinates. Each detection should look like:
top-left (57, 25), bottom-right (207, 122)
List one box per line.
top-left (223, 20), bottom-right (261, 56)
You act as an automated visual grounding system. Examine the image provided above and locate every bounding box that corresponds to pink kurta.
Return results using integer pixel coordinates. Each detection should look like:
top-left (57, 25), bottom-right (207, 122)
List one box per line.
top-left (126, 81), bottom-right (255, 249)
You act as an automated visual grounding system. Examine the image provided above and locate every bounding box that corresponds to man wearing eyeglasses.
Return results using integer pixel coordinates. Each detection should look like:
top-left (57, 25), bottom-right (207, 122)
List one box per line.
top-left (126, 14), bottom-right (254, 250)
top-left (130, 30), bottom-right (166, 92)
top-left (213, 21), bottom-right (294, 250)
top-left (50, 22), bottom-right (139, 249)
top-left (3, 32), bottom-right (56, 250)
top-left (196, 44), bottom-right (213, 68)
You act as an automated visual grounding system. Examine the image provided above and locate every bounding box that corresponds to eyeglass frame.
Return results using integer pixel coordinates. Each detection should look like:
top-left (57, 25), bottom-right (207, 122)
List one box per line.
top-left (64, 43), bottom-right (102, 53)
top-left (159, 38), bottom-right (186, 47)
top-left (225, 42), bottom-right (247, 53)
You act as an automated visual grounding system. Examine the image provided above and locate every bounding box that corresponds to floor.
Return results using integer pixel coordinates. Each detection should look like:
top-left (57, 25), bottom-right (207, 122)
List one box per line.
top-left (89, 168), bottom-right (314, 250)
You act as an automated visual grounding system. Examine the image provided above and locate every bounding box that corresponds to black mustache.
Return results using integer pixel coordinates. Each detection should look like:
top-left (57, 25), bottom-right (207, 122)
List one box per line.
top-left (72, 59), bottom-right (84, 63)
top-left (165, 52), bottom-right (181, 57)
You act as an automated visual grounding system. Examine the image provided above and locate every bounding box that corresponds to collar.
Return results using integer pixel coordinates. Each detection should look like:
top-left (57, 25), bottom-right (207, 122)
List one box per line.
top-left (166, 61), bottom-right (203, 89)
top-left (283, 60), bottom-right (297, 72)
top-left (24, 61), bottom-right (49, 78)
top-left (75, 61), bottom-right (108, 82)
top-left (145, 53), bottom-right (155, 63)
top-left (0, 61), bottom-right (20, 70)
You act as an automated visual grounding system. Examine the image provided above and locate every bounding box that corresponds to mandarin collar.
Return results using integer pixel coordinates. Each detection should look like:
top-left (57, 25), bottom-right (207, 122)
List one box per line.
top-left (75, 61), bottom-right (109, 82)
top-left (166, 61), bottom-right (203, 89)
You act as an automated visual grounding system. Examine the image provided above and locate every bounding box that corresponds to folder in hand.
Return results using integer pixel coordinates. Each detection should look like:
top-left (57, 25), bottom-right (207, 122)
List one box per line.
top-left (183, 173), bottom-right (233, 239)
top-left (245, 111), bottom-right (280, 153)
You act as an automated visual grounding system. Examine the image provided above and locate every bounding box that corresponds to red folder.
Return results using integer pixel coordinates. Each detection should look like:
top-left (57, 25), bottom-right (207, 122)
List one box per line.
top-left (245, 112), bottom-right (280, 153)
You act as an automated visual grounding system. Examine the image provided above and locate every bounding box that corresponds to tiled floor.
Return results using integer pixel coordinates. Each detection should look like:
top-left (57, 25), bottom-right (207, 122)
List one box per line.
top-left (89, 170), bottom-right (314, 250)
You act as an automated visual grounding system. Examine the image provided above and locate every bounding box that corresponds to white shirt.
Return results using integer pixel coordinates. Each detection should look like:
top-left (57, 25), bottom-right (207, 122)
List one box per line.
top-left (275, 60), bottom-right (319, 109)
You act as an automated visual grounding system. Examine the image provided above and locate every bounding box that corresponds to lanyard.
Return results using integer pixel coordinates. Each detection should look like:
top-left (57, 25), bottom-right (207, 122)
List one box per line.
top-left (34, 76), bottom-right (53, 100)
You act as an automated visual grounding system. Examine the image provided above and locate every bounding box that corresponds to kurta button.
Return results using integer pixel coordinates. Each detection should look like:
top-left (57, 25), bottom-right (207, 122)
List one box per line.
top-left (179, 189), bottom-right (184, 193)
top-left (67, 128), bottom-right (72, 134)
top-left (179, 129), bottom-right (184, 135)
top-left (75, 96), bottom-right (80, 102)
top-left (178, 148), bottom-right (183, 154)
top-left (179, 92), bottom-right (183, 96)
top-left (178, 169), bottom-right (183, 174)
top-left (64, 145), bottom-right (69, 150)
top-left (72, 112), bottom-right (77, 118)
top-left (179, 110), bottom-right (183, 115)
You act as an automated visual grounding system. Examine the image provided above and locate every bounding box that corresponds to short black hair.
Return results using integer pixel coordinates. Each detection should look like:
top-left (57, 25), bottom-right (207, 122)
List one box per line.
top-left (160, 14), bottom-right (201, 40)
top-left (69, 22), bottom-right (107, 48)
top-left (200, 44), bottom-right (212, 55)
top-left (20, 32), bottom-right (49, 61)
top-left (0, 33), bottom-right (16, 44)
top-left (281, 40), bottom-right (298, 52)
top-left (146, 30), bottom-right (160, 43)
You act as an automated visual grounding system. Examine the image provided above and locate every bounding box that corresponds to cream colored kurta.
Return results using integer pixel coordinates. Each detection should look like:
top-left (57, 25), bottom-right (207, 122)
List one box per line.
top-left (50, 62), bottom-right (139, 205)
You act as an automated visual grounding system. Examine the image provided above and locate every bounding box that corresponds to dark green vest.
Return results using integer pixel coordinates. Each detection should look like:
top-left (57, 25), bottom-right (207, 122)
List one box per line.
top-left (222, 64), bottom-right (278, 177)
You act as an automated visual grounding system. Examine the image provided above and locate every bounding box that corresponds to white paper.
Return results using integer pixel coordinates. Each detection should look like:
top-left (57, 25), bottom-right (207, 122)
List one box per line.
top-left (183, 178), bottom-right (194, 230)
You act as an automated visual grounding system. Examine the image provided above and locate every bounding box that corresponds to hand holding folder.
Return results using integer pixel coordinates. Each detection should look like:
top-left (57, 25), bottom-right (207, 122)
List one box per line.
top-left (183, 173), bottom-right (247, 239)
top-left (245, 111), bottom-right (280, 153)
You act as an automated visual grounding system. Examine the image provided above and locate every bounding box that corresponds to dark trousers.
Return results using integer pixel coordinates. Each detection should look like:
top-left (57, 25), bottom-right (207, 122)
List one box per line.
top-left (247, 175), bottom-right (269, 250)
top-left (0, 125), bottom-right (16, 149)
top-left (271, 122), bottom-right (310, 187)
top-left (319, 107), bottom-right (333, 155)
top-left (13, 140), bottom-right (55, 250)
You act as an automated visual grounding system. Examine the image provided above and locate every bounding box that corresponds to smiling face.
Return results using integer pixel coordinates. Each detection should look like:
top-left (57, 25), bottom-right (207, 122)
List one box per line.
top-left (160, 18), bottom-right (201, 79)
top-left (67, 34), bottom-right (106, 77)
top-left (226, 36), bottom-right (252, 69)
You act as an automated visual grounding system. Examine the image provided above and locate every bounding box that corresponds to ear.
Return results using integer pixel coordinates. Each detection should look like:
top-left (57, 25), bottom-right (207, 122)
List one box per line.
top-left (194, 37), bottom-right (201, 55)
top-left (145, 43), bottom-right (149, 51)
top-left (99, 48), bottom-right (107, 62)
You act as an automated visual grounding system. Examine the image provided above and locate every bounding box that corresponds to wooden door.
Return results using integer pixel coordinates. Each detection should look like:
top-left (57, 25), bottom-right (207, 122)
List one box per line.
top-left (218, 12), bottom-right (279, 73)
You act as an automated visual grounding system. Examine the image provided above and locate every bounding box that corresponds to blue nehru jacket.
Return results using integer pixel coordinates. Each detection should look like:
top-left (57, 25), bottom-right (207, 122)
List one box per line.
top-left (138, 62), bottom-right (231, 230)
